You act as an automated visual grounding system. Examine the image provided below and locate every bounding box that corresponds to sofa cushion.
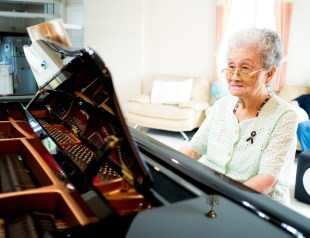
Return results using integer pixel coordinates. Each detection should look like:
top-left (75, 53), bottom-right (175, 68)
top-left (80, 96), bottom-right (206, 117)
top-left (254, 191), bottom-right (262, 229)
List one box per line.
top-left (126, 112), bottom-right (204, 132)
top-left (128, 94), bottom-right (150, 104)
top-left (150, 78), bottom-right (193, 104)
top-left (126, 101), bottom-right (196, 120)
top-left (178, 101), bottom-right (209, 111)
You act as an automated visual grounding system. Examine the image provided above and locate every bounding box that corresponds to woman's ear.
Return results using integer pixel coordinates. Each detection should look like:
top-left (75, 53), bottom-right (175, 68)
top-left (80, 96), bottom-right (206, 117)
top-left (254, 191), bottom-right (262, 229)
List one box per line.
top-left (266, 66), bottom-right (277, 84)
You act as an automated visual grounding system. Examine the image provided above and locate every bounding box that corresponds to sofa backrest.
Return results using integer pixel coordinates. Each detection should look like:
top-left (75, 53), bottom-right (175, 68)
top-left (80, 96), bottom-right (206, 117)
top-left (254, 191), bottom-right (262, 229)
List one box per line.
top-left (275, 85), bottom-right (310, 102)
top-left (141, 74), bottom-right (211, 102)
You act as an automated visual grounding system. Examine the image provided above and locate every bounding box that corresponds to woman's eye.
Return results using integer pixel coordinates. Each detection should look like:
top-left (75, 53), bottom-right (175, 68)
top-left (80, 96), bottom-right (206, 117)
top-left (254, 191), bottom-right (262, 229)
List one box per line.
top-left (242, 66), bottom-right (250, 71)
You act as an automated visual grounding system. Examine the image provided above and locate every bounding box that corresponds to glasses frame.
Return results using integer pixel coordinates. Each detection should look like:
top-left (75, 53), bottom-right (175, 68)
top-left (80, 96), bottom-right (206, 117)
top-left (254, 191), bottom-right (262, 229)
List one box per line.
top-left (221, 68), bottom-right (264, 80)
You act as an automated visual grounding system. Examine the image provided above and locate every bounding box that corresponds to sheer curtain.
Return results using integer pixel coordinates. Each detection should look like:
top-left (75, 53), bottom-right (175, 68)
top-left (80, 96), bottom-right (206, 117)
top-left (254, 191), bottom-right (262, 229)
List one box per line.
top-left (273, 0), bottom-right (294, 90)
top-left (214, 0), bottom-right (293, 89)
top-left (212, 0), bottom-right (232, 83)
top-left (215, 0), bottom-right (275, 83)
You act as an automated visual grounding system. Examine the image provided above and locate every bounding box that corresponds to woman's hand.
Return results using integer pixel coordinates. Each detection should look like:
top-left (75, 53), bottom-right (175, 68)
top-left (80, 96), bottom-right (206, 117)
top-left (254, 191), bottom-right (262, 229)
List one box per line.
top-left (179, 145), bottom-right (202, 160)
top-left (243, 174), bottom-right (277, 194)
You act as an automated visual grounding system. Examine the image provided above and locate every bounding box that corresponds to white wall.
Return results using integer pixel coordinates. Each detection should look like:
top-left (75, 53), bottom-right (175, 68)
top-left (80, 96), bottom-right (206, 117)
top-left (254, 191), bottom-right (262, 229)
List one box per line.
top-left (286, 0), bottom-right (310, 86)
top-left (143, 0), bottom-right (215, 79)
top-left (84, 0), bottom-right (310, 109)
top-left (84, 0), bottom-right (144, 110)
top-left (84, 0), bottom-right (215, 109)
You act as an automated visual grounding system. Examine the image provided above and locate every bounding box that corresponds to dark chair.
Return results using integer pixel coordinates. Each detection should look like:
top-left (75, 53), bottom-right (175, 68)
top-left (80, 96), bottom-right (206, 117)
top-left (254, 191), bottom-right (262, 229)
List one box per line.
top-left (295, 150), bottom-right (310, 204)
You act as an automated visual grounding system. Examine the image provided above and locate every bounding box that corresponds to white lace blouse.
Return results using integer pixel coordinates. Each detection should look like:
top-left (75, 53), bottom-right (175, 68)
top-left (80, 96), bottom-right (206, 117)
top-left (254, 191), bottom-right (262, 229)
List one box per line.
top-left (188, 94), bottom-right (298, 206)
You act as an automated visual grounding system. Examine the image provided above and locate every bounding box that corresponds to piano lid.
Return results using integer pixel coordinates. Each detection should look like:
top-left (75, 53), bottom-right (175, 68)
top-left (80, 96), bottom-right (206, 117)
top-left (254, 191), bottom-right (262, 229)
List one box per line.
top-left (23, 38), bottom-right (154, 196)
top-left (23, 39), bottom-right (78, 89)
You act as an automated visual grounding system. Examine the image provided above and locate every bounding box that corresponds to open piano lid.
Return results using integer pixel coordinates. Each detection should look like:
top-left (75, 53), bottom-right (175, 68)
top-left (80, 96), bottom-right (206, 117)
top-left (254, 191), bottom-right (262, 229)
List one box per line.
top-left (23, 39), bottom-right (154, 206)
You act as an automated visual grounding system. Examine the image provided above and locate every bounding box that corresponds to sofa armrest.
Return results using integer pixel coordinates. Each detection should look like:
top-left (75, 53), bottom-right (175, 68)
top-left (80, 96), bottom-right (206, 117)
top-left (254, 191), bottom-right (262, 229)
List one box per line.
top-left (205, 105), bottom-right (214, 116)
top-left (128, 94), bottom-right (150, 104)
top-left (178, 100), bottom-right (209, 111)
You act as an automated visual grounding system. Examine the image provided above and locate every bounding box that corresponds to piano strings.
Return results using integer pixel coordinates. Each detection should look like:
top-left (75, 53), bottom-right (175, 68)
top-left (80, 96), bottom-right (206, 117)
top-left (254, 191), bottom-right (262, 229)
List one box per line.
top-left (0, 153), bottom-right (38, 193)
top-left (40, 96), bottom-right (132, 184)
top-left (0, 212), bottom-right (62, 237)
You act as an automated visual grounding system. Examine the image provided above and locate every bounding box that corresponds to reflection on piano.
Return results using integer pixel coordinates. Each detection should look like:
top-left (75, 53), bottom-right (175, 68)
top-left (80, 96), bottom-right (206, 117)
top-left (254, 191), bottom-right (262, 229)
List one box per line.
top-left (0, 38), bottom-right (310, 238)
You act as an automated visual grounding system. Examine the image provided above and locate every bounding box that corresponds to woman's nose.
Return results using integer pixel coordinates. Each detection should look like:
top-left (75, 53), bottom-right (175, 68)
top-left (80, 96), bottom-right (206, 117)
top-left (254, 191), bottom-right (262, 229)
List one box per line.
top-left (231, 70), bottom-right (240, 80)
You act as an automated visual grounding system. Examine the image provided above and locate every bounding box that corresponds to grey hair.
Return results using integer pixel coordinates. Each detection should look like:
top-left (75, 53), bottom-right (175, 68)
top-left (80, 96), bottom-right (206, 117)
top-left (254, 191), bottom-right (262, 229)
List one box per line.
top-left (226, 28), bottom-right (283, 70)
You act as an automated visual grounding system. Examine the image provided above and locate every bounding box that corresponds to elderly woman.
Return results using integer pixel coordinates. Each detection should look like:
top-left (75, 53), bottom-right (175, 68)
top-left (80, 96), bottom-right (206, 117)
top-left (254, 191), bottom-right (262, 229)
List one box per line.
top-left (180, 28), bottom-right (298, 206)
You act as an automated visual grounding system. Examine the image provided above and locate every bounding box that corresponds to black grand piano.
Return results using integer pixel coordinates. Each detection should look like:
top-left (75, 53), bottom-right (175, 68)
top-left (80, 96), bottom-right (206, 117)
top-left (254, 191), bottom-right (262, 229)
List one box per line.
top-left (0, 38), bottom-right (309, 238)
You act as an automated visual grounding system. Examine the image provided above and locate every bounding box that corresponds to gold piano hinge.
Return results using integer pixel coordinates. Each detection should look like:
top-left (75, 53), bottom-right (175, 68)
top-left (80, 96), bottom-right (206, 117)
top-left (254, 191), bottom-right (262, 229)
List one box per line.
top-left (121, 165), bottom-right (134, 186)
top-left (105, 135), bottom-right (121, 149)
top-left (71, 126), bottom-right (79, 135)
top-left (136, 175), bottom-right (144, 185)
top-left (95, 135), bottom-right (120, 159)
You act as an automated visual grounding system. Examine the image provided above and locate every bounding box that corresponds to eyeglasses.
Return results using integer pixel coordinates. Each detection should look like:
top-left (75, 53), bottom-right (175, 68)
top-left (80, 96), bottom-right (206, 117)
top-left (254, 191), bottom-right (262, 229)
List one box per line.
top-left (221, 68), bottom-right (264, 80)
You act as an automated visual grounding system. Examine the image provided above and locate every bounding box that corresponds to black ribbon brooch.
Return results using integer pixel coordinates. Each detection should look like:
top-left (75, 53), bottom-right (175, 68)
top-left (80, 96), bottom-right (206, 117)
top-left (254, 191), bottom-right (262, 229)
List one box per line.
top-left (246, 131), bottom-right (256, 144)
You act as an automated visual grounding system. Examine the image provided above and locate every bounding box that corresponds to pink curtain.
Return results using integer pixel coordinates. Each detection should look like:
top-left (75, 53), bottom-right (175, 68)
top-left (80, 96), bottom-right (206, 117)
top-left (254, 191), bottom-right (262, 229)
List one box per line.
top-left (211, 0), bottom-right (232, 83)
top-left (274, 0), bottom-right (294, 90)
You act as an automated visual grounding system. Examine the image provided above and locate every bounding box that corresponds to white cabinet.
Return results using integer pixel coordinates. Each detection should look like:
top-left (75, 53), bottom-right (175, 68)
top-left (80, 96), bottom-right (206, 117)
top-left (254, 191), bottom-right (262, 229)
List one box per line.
top-left (0, 64), bottom-right (12, 94)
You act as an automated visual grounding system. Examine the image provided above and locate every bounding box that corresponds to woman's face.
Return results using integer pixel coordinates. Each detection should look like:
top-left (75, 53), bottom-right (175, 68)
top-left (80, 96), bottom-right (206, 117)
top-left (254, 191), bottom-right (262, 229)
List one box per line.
top-left (226, 47), bottom-right (269, 99)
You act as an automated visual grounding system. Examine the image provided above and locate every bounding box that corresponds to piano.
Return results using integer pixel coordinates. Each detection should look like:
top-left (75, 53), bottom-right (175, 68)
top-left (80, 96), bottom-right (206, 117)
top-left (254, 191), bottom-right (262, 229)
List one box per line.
top-left (0, 38), bottom-right (309, 238)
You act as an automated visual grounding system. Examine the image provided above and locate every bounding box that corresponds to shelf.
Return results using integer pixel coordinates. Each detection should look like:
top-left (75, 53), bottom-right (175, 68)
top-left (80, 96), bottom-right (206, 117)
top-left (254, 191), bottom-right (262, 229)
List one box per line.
top-left (0, 0), bottom-right (61, 4)
top-left (0, 0), bottom-right (63, 33)
top-left (0, 11), bottom-right (60, 19)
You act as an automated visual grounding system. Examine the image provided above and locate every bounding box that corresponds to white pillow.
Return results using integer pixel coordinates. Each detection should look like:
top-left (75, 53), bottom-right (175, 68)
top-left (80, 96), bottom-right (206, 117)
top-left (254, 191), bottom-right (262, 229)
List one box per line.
top-left (150, 78), bottom-right (193, 104)
top-left (290, 102), bottom-right (309, 123)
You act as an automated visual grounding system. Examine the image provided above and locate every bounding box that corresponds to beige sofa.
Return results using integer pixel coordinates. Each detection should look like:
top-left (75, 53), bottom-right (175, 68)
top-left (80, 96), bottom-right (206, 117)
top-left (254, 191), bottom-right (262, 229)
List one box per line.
top-left (125, 74), bottom-right (211, 140)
